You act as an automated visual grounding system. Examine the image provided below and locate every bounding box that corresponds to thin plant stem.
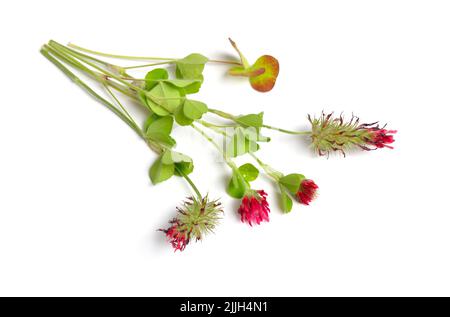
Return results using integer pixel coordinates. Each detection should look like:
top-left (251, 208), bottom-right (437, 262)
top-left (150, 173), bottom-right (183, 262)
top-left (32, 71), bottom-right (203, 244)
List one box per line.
top-left (208, 108), bottom-right (236, 120)
top-left (103, 84), bottom-right (136, 125)
top-left (190, 124), bottom-right (237, 171)
top-left (207, 59), bottom-right (241, 66)
top-left (123, 61), bottom-right (173, 70)
top-left (198, 120), bottom-right (237, 129)
top-left (104, 79), bottom-right (138, 99)
top-left (248, 153), bottom-right (281, 181)
top-left (50, 42), bottom-right (178, 112)
top-left (176, 167), bottom-right (203, 201)
top-left (209, 108), bottom-right (311, 135)
top-left (198, 120), bottom-right (282, 180)
top-left (41, 47), bottom-right (143, 137)
top-left (68, 43), bottom-right (176, 61)
top-left (45, 44), bottom-right (137, 100)
top-left (44, 44), bottom-right (100, 79)
top-left (198, 121), bottom-right (229, 137)
top-left (68, 43), bottom-right (242, 65)
top-left (61, 43), bottom-right (114, 67)
top-left (43, 48), bottom-right (204, 199)
top-left (262, 124), bottom-right (311, 135)
top-left (49, 41), bottom-right (142, 92)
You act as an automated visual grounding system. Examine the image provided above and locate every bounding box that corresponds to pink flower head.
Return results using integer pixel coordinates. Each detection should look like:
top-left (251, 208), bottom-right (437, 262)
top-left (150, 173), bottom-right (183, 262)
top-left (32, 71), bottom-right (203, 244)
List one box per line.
top-left (309, 112), bottom-right (397, 156)
top-left (238, 190), bottom-right (270, 226)
top-left (161, 219), bottom-right (189, 252)
top-left (296, 179), bottom-right (319, 205)
top-left (366, 128), bottom-right (397, 149)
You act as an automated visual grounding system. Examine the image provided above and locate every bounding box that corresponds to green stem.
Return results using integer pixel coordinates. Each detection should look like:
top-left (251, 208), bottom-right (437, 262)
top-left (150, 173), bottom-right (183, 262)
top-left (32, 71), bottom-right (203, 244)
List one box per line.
top-left (44, 44), bottom-right (100, 79)
top-left (248, 153), bottom-right (282, 181)
top-left (68, 43), bottom-right (242, 65)
top-left (50, 41), bottom-right (176, 112)
top-left (198, 120), bottom-right (282, 181)
top-left (176, 167), bottom-right (202, 201)
top-left (207, 59), bottom-right (241, 66)
top-left (61, 43), bottom-right (114, 67)
top-left (41, 47), bottom-right (143, 138)
top-left (208, 108), bottom-right (236, 120)
top-left (49, 41), bottom-right (142, 93)
top-left (68, 43), bottom-right (176, 61)
top-left (262, 124), bottom-right (311, 135)
top-left (123, 61), bottom-right (173, 70)
top-left (209, 108), bottom-right (311, 135)
top-left (49, 41), bottom-right (129, 79)
top-left (43, 47), bottom-right (204, 199)
top-left (146, 139), bottom-right (163, 154)
top-left (104, 78), bottom-right (138, 99)
top-left (45, 43), bottom-right (137, 100)
top-left (197, 120), bottom-right (229, 136)
top-left (190, 124), bottom-right (237, 171)
top-left (103, 84), bottom-right (136, 125)
top-left (198, 120), bottom-right (237, 129)
top-left (53, 43), bottom-right (236, 116)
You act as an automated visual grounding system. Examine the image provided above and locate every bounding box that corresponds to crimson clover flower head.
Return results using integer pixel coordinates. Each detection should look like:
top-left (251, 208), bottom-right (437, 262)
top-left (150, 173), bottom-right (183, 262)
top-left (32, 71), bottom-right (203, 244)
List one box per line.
top-left (296, 179), bottom-right (319, 205)
top-left (238, 190), bottom-right (270, 226)
top-left (309, 112), bottom-right (397, 156)
top-left (160, 196), bottom-right (223, 252)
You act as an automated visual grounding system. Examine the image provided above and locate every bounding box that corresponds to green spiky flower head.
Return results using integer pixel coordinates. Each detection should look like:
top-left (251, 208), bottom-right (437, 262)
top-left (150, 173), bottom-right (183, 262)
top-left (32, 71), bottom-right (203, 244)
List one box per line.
top-left (177, 196), bottom-right (223, 242)
top-left (161, 196), bottom-right (223, 251)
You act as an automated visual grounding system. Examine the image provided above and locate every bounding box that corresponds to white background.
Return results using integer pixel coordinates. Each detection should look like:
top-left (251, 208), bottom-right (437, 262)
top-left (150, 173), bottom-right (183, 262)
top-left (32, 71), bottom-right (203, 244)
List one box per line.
top-left (1, 0), bottom-right (449, 296)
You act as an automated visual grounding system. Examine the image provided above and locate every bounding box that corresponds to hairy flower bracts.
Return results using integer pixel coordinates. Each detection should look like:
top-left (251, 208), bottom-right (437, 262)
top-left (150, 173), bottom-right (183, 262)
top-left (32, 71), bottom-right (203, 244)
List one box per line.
top-left (238, 190), bottom-right (270, 226)
top-left (161, 196), bottom-right (223, 251)
top-left (309, 112), bottom-right (397, 156)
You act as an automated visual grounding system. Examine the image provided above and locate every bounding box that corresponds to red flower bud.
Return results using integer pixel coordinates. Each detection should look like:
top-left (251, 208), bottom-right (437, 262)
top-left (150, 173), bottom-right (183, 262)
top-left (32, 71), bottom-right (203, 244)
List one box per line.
top-left (296, 179), bottom-right (319, 205)
top-left (238, 190), bottom-right (270, 226)
top-left (365, 128), bottom-right (397, 149)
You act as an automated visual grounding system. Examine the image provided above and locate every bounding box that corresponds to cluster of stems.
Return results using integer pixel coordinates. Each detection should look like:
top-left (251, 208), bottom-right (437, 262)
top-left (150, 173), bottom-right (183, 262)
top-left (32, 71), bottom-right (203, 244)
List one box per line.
top-left (40, 41), bottom-right (311, 200)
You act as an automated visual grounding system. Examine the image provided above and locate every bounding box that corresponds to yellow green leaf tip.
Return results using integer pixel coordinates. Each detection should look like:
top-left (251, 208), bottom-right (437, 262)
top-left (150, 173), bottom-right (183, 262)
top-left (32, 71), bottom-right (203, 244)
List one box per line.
top-left (227, 38), bottom-right (279, 93)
